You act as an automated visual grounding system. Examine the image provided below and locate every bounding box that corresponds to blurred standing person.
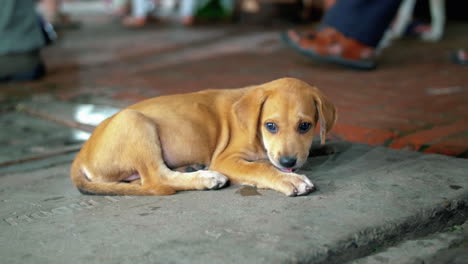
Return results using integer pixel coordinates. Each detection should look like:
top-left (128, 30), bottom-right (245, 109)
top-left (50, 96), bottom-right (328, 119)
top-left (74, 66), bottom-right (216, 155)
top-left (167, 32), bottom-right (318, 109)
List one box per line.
top-left (108, 0), bottom-right (130, 17)
top-left (181, 0), bottom-right (234, 25)
top-left (120, 0), bottom-right (234, 27)
top-left (38, 0), bottom-right (80, 29)
top-left (179, 0), bottom-right (198, 25)
top-left (0, 0), bottom-right (46, 81)
top-left (121, 0), bottom-right (155, 27)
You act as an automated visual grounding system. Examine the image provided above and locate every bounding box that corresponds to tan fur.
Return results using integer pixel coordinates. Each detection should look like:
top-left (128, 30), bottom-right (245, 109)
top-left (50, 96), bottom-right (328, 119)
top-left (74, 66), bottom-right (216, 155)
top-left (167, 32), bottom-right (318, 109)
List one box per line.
top-left (70, 78), bottom-right (337, 196)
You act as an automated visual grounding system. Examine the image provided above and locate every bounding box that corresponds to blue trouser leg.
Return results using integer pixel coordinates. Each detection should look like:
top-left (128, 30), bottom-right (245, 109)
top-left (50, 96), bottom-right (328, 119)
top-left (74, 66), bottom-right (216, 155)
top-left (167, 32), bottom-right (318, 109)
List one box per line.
top-left (323, 0), bottom-right (402, 47)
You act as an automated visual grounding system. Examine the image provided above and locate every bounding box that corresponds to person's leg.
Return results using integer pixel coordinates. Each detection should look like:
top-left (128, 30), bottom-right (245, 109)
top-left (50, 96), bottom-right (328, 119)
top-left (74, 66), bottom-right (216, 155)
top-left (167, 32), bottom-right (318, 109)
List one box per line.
top-left (40, 0), bottom-right (60, 23)
top-left (39, 0), bottom-right (80, 29)
top-left (132, 0), bottom-right (149, 17)
top-left (0, 0), bottom-right (46, 81)
top-left (179, 0), bottom-right (197, 25)
top-left (111, 0), bottom-right (130, 17)
top-left (282, 0), bottom-right (402, 69)
top-left (323, 0), bottom-right (402, 47)
top-left (122, 0), bottom-right (153, 27)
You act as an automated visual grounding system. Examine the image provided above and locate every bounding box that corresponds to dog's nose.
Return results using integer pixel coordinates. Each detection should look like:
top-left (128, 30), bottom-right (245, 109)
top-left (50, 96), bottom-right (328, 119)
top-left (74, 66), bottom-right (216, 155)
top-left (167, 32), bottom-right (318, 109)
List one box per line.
top-left (279, 156), bottom-right (297, 168)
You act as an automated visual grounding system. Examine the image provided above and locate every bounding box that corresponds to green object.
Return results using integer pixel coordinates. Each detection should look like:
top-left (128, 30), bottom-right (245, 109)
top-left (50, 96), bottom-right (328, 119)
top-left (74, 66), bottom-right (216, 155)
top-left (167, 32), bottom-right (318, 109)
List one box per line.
top-left (195, 0), bottom-right (230, 19)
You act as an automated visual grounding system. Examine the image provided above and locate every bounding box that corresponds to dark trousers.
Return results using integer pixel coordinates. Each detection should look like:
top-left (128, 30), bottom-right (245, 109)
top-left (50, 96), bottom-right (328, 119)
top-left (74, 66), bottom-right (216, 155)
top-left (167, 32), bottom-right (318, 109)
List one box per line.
top-left (0, 0), bottom-right (45, 55)
top-left (323, 0), bottom-right (402, 47)
top-left (0, 0), bottom-right (45, 78)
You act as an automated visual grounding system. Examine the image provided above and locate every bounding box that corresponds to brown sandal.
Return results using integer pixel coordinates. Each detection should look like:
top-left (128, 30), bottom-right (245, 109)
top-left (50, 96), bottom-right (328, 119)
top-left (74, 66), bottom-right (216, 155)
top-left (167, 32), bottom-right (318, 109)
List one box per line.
top-left (122, 16), bottom-right (148, 28)
top-left (281, 27), bottom-right (376, 70)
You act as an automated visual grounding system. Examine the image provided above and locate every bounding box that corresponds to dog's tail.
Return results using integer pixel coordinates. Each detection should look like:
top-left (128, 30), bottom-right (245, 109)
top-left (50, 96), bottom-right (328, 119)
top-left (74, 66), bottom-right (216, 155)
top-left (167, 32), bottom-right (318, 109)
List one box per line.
top-left (70, 161), bottom-right (175, 196)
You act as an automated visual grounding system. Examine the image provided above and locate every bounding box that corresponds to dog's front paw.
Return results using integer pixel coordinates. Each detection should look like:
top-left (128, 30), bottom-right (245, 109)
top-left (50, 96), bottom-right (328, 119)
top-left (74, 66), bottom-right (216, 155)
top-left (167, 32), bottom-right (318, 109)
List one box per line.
top-left (277, 173), bottom-right (315, 197)
top-left (199, 171), bottom-right (229, 190)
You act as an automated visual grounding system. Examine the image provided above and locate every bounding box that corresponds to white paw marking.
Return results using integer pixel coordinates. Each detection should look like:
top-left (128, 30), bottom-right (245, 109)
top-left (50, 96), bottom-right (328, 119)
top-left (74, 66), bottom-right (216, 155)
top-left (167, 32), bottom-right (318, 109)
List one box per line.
top-left (199, 171), bottom-right (228, 190)
top-left (284, 173), bottom-right (315, 196)
top-left (82, 167), bottom-right (93, 181)
top-left (293, 174), bottom-right (315, 195)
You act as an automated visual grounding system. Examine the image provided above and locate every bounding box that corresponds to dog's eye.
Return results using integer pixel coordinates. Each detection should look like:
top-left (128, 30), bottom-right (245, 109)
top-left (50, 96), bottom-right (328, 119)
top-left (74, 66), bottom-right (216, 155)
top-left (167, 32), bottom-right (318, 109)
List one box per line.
top-left (265, 122), bottom-right (278, 133)
top-left (298, 122), bottom-right (312, 134)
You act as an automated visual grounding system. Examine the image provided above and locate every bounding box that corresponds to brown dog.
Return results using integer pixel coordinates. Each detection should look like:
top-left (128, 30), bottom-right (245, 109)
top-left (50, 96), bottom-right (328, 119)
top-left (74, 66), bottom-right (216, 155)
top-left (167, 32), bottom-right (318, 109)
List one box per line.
top-left (70, 78), bottom-right (337, 196)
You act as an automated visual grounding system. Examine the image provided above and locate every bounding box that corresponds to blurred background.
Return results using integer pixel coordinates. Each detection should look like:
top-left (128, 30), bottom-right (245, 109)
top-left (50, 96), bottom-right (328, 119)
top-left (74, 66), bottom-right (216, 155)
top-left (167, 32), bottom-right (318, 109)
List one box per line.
top-left (1, 0), bottom-right (467, 171)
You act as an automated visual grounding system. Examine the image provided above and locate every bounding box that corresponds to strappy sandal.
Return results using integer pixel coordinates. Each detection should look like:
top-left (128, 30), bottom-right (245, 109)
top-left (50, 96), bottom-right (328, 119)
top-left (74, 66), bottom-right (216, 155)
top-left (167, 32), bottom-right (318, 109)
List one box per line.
top-left (281, 27), bottom-right (377, 70)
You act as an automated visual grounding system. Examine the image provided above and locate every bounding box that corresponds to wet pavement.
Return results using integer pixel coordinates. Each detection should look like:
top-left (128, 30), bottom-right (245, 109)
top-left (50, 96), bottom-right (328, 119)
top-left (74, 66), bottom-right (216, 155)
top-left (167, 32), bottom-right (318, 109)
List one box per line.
top-left (0, 95), bottom-right (118, 169)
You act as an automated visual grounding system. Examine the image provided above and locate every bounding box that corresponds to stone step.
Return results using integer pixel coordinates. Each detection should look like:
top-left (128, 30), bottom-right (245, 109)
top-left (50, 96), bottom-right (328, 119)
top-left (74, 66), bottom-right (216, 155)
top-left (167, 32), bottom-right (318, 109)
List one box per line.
top-left (349, 221), bottom-right (468, 264)
top-left (0, 141), bottom-right (467, 263)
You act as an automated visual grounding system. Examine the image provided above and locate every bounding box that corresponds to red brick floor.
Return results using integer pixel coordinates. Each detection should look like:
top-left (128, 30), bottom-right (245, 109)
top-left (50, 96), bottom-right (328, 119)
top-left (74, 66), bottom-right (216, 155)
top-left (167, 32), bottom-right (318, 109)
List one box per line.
top-left (1, 13), bottom-right (467, 158)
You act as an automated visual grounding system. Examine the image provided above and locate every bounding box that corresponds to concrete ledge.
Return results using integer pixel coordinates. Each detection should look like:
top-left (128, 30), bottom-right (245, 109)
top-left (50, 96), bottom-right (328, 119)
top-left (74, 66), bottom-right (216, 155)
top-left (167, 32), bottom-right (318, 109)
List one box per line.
top-left (1, 142), bottom-right (467, 263)
top-left (350, 221), bottom-right (468, 264)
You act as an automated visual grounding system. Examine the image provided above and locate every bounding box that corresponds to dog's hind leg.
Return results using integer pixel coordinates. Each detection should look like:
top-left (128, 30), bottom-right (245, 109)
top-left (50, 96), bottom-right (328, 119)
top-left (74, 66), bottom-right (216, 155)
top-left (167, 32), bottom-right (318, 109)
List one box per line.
top-left (72, 109), bottom-right (178, 195)
top-left (162, 169), bottom-right (228, 191)
top-left (112, 110), bottom-right (229, 192)
top-left (167, 164), bottom-right (228, 191)
top-left (73, 108), bottom-right (228, 195)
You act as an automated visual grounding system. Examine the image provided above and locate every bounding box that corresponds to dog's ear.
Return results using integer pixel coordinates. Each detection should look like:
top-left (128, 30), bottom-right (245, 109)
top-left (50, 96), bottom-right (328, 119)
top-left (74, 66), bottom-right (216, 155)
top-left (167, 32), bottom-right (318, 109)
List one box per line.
top-left (313, 89), bottom-right (337, 145)
top-left (233, 87), bottom-right (268, 143)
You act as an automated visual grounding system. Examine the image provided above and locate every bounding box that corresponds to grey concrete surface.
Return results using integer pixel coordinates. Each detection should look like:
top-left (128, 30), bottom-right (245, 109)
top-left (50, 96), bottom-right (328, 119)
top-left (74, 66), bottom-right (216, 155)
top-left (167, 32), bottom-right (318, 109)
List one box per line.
top-left (0, 97), bottom-right (120, 172)
top-left (1, 141), bottom-right (467, 264)
top-left (0, 152), bottom-right (77, 175)
top-left (349, 221), bottom-right (468, 264)
top-left (17, 96), bottom-right (120, 127)
top-left (0, 111), bottom-right (84, 165)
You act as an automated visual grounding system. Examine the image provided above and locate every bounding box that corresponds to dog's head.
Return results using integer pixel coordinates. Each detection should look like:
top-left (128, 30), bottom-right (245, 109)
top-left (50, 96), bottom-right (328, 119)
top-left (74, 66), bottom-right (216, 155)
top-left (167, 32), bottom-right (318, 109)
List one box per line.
top-left (234, 78), bottom-right (337, 172)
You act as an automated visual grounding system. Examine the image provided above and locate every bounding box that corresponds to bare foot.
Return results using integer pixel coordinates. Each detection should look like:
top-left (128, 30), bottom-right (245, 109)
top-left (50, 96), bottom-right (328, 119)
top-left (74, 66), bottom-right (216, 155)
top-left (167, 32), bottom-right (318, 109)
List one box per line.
top-left (181, 16), bottom-right (194, 26)
top-left (122, 16), bottom-right (147, 28)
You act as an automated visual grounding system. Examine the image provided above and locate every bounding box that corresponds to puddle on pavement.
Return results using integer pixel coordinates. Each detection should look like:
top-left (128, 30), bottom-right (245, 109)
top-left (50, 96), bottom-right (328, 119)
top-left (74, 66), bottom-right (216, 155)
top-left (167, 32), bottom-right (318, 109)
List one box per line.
top-left (0, 112), bottom-right (84, 165)
top-left (236, 186), bottom-right (262, 196)
top-left (20, 98), bottom-right (120, 126)
top-left (72, 104), bottom-right (120, 140)
top-left (0, 98), bottom-right (120, 166)
top-left (18, 98), bottom-right (120, 140)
